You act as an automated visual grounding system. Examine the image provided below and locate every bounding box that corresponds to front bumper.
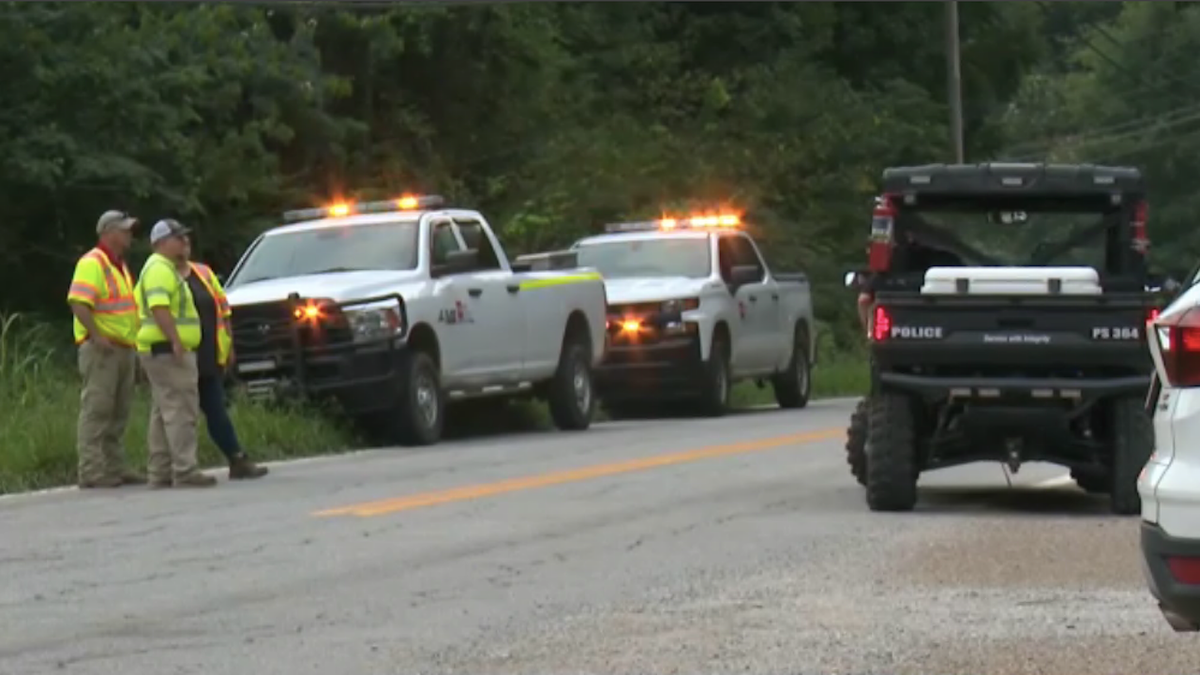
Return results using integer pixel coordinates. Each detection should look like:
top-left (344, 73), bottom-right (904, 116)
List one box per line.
top-left (594, 334), bottom-right (705, 400)
top-left (1140, 521), bottom-right (1200, 631)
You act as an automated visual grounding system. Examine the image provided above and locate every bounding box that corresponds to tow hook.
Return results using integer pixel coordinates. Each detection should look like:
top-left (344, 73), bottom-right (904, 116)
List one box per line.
top-left (1005, 438), bottom-right (1022, 474)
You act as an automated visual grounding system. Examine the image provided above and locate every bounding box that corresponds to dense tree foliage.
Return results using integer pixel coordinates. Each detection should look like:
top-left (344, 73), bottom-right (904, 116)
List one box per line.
top-left (0, 1), bottom-right (1190, 351)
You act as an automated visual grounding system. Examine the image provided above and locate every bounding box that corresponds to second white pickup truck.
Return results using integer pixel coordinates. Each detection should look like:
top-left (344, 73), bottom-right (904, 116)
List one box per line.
top-left (570, 213), bottom-right (816, 416)
top-left (220, 195), bottom-right (608, 445)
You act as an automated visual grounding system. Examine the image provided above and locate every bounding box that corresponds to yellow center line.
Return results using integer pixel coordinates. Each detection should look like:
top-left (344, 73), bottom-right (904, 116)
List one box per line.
top-left (313, 427), bottom-right (845, 518)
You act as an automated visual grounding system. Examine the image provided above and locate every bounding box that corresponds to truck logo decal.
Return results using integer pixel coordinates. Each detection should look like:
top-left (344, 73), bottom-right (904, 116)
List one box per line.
top-left (438, 300), bottom-right (474, 325)
top-left (982, 333), bottom-right (1051, 345)
top-left (890, 325), bottom-right (943, 339)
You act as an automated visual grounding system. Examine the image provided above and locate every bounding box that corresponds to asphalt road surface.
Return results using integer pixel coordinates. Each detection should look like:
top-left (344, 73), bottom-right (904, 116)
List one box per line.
top-left (2, 397), bottom-right (1199, 675)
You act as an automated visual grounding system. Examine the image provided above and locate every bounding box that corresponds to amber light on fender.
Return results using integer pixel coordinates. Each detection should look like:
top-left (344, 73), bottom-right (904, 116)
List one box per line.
top-left (294, 302), bottom-right (324, 322)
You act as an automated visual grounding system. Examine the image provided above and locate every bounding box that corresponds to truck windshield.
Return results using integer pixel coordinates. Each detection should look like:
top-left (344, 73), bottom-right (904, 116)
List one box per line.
top-left (229, 220), bottom-right (420, 286)
top-left (575, 238), bottom-right (711, 279)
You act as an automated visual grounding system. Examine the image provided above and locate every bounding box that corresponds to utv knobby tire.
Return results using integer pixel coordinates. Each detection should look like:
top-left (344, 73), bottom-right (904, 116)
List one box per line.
top-left (865, 392), bottom-right (919, 512)
top-left (548, 336), bottom-right (595, 431)
top-left (846, 397), bottom-right (868, 487)
top-left (773, 326), bottom-right (811, 409)
top-left (698, 332), bottom-right (732, 417)
top-left (1109, 395), bottom-right (1155, 516)
top-left (396, 350), bottom-right (444, 446)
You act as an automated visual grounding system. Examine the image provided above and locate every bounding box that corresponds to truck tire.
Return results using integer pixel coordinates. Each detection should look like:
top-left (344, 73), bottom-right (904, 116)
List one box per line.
top-left (1109, 395), bottom-right (1155, 515)
top-left (698, 331), bottom-right (731, 417)
top-left (548, 334), bottom-right (595, 431)
top-left (396, 349), bottom-right (444, 446)
top-left (865, 392), bottom-right (919, 512)
top-left (846, 397), bottom-right (868, 487)
top-left (772, 326), bottom-right (811, 409)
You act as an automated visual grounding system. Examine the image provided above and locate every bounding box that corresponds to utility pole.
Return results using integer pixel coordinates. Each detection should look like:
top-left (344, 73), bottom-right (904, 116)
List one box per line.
top-left (946, 0), bottom-right (964, 163)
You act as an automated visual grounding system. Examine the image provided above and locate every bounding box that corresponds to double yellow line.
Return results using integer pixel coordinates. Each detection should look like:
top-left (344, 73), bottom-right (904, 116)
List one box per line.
top-left (314, 427), bottom-right (844, 518)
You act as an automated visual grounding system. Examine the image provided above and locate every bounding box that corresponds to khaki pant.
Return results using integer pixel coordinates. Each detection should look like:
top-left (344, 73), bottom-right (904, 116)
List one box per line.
top-left (77, 341), bottom-right (137, 483)
top-left (138, 351), bottom-right (201, 482)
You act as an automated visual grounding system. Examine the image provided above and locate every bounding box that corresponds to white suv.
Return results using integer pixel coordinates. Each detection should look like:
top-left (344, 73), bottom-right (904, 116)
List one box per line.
top-left (1139, 279), bottom-right (1200, 631)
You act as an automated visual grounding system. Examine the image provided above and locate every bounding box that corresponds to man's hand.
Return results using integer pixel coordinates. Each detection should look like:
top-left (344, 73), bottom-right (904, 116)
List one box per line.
top-left (90, 335), bottom-right (116, 350)
top-left (172, 339), bottom-right (184, 362)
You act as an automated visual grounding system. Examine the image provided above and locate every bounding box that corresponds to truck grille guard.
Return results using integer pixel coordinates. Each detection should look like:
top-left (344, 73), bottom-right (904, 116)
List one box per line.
top-left (228, 292), bottom-right (410, 401)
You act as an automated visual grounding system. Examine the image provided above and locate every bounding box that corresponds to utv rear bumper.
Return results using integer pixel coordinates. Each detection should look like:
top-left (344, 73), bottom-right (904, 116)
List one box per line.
top-left (878, 372), bottom-right (1151, 400)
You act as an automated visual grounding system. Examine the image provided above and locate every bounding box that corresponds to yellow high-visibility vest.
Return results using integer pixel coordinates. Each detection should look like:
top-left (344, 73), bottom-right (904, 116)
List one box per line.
top-left (134, 253), bottom-right (202, 351)
top-left (188, 261), bottom-right (234, 367)
top-left (66, 248), bottom-right (138, 347)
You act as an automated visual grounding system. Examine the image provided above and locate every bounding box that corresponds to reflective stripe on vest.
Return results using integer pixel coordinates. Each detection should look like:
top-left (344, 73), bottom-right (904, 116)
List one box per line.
top-left (189, 262), bottom-right (233, 365)
top-left (139, 259), bottom-right (200, 327)
top-left (83, 250), bottom-right (136, 313)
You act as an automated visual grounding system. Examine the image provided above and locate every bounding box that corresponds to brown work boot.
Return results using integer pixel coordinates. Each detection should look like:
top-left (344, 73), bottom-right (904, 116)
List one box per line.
top-left (174, 472), bottom-right (218, 488)
top-left (119, 469), bottom-right (147, 485)
top-left (228, 453), bottom-right (268, 480)
top-left (79, 475), bottom-right (123, 489)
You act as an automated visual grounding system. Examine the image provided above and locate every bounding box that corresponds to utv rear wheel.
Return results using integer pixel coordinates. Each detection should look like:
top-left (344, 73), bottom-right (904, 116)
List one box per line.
top-left (698, 332), bottom-right (731, 417)
top-left (773, 326), bottom-right (811, 409)
top-left (1109, 395), bottom-right (1155, 515)
top-left (846, 398), bottom-right (868, 487)
top-left (548, 335), bottom-right (595, 431)
top-left (396, 350), bottom-right (444, 446)
top-left (865, 392), bottom-right (919, 511)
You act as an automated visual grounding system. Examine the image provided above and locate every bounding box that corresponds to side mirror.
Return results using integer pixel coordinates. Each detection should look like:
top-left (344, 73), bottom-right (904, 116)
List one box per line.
top-left (729, 265), bottom-right (760, 288)
top-left (432, 249), bottom-right (479, 277)
top-left (844, 271), bottom-right (858, 288)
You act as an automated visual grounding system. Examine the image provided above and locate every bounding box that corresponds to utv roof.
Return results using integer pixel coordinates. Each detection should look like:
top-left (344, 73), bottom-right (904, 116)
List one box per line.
top-left (881, 162), bottom-right (1145, 201)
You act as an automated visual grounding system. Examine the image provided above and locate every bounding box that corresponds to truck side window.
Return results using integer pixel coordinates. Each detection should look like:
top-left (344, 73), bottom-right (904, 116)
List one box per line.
top-left (717, 236), bottom-right (736, 283)
top-left (454, 218), bottom-right (502, 271)
top-left (431, 220), bottom-right (461, 266)
top-left (732, 235), bottom-right (765, 281)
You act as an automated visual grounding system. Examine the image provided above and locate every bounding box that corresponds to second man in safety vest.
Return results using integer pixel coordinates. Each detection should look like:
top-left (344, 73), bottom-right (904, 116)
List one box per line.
top-left (134, 219), bottom-right (217, 488)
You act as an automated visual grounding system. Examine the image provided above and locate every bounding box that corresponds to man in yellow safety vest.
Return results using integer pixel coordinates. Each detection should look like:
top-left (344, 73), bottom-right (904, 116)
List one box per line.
top-left (67, 210), bottom-right (148, 488)
top-left (134, 219), bottom-right (217, 488)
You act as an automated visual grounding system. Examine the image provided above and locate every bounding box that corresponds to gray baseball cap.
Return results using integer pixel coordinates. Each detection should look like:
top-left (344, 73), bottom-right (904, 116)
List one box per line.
top-left (149, 219), bottom-right (191, 245)
top-left (96, 210), bottom-right (137, 234)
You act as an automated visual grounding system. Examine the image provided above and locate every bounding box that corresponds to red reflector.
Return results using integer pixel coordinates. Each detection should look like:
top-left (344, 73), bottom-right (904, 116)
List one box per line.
top-left (1167, 556), bottom-right (1200, 585)
top-left (1147, 307), bottom-right (1161, 324)
top-left (872, 306), bottom-right (891, 342)
top-left (1157, 307), bottom-right (1200, 387)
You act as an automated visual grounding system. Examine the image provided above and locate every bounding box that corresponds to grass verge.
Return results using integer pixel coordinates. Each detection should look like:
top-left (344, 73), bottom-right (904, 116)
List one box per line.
top-left (0, 313), bottom-right (360, 495)
top-left (1, 312), bottom-right (869, 495)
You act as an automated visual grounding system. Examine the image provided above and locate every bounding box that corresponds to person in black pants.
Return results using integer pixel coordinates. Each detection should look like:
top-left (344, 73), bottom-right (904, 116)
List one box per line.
top-left (177, 239), bottom-right (268, 480)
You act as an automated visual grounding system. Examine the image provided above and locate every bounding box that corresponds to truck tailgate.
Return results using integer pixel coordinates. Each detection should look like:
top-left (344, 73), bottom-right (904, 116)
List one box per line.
top-left (872, 293), bottom-right (1155, 373)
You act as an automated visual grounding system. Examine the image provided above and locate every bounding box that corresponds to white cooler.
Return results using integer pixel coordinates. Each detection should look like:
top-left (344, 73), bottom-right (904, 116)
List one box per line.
top-left (920, 266), bottom-right (1102, 296)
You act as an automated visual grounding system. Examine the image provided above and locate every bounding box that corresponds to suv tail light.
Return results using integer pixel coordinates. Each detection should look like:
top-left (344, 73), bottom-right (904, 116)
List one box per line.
top-left (1155, 306), bottom-right (1200, 387)
top-left (1167, 556), bottom-right (1200, 585)
top-left (872, 305), bottom-right (892, 342)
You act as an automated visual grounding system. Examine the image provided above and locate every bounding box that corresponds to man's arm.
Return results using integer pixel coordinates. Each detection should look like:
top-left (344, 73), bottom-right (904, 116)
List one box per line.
top-left (143, 264), bottom-right (185, 357)
top-left (67, 260), bottom-right (112, 348)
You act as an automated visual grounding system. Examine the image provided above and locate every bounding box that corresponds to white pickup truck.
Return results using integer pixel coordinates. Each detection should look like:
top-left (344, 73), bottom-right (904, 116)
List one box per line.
top-left (570, 214), bottom-right (816, 415)
top-left (220, 195), bottom-right (608, 445)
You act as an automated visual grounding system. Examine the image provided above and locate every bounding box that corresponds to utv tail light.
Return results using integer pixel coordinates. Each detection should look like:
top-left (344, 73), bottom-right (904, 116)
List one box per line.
top-left (1167, 556), bottom-right (1200, 585)
top-left (1156, 306), bottom-right (1200, 387)
top-left (872, 305), bottom-right (892, 342)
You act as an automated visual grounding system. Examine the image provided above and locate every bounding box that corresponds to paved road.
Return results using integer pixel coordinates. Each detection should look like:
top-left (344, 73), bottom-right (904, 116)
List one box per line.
top-left (1, 397), bottom-right (1197, 675)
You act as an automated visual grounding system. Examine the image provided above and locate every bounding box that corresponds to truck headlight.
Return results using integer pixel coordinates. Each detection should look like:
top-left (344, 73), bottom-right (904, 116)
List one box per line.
top-left (661, 298), bottom-right (700, 315)
top-left (342, 298), bottom-right (405, 342)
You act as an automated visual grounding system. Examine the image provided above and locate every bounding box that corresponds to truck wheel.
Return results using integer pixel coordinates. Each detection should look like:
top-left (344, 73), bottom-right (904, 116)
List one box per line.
top-left (865, 392), bottom-right (919, 512)
top-left (846, 397), bottom-right (868, 487)
top-left (548, 335), bottom-right (595, 431)
top-left (698, 332), bottom-right (731, 417)
top-left (1109, 395), bottom-right (1154, 515)
top-left (396, 350), bottom-right (444, 446)
top-left (772, 326), bottom-right (811, 409)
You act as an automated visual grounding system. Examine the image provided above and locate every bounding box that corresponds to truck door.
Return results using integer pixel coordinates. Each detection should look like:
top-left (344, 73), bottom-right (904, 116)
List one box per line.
top-left (429, 218), bottom-right (478, 382)
top-left (452, 216), bottom-right (525, 381)
top-left (736, 234), bottom-right (787, 369)
top-left (717, 235), bottom-right (764, 373)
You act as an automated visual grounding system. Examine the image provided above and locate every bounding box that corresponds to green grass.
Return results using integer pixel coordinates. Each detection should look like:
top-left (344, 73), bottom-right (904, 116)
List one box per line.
top-left (0, 312), bottom-right (870, 495)
top-left (0, 313), bottom-right (360, 494)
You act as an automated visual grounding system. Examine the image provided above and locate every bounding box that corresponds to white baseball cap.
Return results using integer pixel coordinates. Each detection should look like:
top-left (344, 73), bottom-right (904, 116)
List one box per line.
top-left (149, 219), bottom-right (191, 245)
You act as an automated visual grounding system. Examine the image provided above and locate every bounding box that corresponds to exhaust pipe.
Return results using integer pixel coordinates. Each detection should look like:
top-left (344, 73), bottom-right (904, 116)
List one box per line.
top-left (1160, 603), bottom-right (1200, 632)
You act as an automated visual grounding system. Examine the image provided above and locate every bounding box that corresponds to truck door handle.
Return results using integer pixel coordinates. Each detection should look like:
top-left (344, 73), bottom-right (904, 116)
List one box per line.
top-left (771, 293), bottom-right (779, 301)
top-left (468, 288), bottom-right (483, 298)
top-left (749, 295), bottom-right (758, 303)
top-left (506, 284), bottom-right (520, 294)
